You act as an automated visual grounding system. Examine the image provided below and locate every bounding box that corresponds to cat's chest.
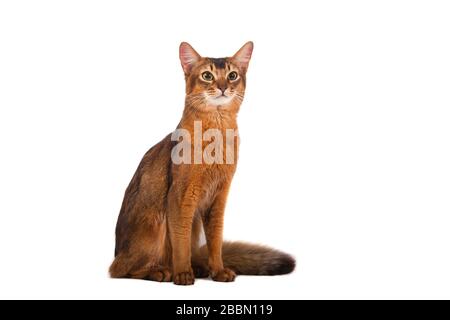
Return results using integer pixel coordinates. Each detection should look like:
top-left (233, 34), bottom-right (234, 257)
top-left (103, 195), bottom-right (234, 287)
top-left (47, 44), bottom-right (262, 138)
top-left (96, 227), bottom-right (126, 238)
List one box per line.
top-left (196, 164), bottom-right (235, 208)
top-left (185, 119), bottom-right (239, 166)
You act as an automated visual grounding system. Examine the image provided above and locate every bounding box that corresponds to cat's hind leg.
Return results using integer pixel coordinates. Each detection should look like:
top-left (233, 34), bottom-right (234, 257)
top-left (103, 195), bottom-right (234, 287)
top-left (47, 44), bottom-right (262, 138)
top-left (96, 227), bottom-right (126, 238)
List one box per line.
top-left (129, 264), bottom-right (172, 282)
top-left (110, 253), bottom-right (172, 282)
top-left (109, 219), bottom-right (172, 282)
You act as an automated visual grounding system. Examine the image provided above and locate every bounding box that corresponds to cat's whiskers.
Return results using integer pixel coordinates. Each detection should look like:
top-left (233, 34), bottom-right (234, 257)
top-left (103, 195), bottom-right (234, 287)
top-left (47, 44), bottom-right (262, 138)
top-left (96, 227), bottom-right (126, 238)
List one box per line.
top-left (186, 94), bottom-right (207, 111)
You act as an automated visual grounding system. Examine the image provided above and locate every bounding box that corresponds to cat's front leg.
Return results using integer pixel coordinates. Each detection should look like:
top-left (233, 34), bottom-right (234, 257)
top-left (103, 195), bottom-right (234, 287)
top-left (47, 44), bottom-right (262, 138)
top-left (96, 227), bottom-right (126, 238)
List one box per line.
top-left (202, 184), bottom-right (236, 282)
top-left (167, 185), bottom-right (199, 285)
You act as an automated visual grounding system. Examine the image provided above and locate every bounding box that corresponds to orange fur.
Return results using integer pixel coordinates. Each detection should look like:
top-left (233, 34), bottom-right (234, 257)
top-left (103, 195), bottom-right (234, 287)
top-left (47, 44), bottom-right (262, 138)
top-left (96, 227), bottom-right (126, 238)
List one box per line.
top-left (109, 42), bottom-right (295, 285)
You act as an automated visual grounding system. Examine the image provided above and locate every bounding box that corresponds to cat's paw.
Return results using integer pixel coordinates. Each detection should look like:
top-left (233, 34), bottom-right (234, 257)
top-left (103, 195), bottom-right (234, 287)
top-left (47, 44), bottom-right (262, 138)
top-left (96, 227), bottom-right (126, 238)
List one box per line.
top-left (147, 267), bottom-right (172, 282)
top-left (211, 268), bottom-right (236, 282)
top-left (173, 269), bottom-right (195, 285)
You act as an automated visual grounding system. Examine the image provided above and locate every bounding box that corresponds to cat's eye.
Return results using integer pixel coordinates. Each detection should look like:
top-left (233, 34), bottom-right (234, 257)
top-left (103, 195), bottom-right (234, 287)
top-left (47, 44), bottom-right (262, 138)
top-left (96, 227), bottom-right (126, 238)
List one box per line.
top-left (228, 71), bottom-right (238, 81)
top-left (202, 71), bottom-right (214, 81)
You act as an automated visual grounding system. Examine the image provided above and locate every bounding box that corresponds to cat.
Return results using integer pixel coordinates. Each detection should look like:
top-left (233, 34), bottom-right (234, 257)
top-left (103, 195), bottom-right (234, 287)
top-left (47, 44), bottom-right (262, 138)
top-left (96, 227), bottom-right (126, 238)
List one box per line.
top-left (109, 42), bottom-right (295, 285)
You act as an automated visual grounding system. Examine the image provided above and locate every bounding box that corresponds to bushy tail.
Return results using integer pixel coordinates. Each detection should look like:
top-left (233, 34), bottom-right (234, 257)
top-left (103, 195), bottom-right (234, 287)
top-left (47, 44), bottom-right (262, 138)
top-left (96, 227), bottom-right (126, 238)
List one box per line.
top-left (194, 241), bottom-right (296, 275)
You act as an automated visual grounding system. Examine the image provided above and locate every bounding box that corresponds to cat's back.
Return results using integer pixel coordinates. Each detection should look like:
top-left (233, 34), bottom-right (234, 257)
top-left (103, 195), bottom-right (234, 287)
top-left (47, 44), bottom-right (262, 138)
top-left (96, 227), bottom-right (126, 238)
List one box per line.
top-left (115, 134), bottom-right (173, 252)
top-left (126, 133), bottom-right (174, 208)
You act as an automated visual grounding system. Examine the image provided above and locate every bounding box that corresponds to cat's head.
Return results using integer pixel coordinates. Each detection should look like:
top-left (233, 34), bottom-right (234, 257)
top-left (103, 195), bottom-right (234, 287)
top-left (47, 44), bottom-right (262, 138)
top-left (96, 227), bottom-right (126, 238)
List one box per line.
top-left (179, 42), bottom-right (253, 111)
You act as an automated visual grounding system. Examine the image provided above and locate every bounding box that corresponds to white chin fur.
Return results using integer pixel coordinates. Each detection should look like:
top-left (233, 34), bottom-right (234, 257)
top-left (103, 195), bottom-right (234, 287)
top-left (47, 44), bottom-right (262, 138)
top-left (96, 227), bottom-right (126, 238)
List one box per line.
top-left (207, 96), bottom-right (233, 106)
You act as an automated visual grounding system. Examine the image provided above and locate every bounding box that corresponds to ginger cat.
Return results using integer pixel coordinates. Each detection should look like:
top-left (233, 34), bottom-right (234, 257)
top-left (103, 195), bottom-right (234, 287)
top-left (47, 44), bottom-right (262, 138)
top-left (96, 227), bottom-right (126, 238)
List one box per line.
top-left (109, 42), bottom-right (295, 285)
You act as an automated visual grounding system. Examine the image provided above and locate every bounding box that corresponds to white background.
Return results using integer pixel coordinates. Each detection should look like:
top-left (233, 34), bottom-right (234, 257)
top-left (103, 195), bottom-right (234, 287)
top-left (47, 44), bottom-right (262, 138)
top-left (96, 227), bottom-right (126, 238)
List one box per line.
top-left (1, 0), bottom-right (449, 299)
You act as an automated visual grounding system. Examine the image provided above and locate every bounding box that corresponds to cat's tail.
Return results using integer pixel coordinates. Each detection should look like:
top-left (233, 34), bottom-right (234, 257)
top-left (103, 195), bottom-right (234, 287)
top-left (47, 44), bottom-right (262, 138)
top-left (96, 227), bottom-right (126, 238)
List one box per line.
top-left (193, 241), bottom-right (296, 275)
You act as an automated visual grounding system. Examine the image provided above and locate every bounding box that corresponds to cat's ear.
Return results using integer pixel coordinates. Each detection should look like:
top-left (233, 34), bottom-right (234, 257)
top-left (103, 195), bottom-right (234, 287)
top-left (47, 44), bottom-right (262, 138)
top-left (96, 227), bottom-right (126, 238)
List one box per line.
top-left (179, 42), bottom-right (201, 74)
top-left (232, 41), bottom-right (253, 72)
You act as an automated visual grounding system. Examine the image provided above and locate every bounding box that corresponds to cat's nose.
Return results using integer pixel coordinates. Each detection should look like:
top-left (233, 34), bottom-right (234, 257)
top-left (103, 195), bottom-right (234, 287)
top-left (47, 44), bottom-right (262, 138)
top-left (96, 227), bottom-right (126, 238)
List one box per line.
top-left (218, 86), bottom-right (227, 95)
